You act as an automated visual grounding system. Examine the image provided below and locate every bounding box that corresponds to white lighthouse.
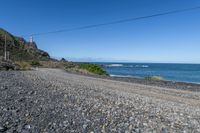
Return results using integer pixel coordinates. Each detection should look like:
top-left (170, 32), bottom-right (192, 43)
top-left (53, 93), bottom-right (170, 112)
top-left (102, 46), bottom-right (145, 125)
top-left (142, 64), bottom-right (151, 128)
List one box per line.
top-left (29, 36), bottom-right (33, 43)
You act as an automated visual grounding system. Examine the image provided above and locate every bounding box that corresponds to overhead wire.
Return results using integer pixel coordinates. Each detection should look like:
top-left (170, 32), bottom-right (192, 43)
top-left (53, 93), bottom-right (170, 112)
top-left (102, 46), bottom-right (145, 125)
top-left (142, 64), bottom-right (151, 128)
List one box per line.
top-left (22, 6), bottom-right (200, 37)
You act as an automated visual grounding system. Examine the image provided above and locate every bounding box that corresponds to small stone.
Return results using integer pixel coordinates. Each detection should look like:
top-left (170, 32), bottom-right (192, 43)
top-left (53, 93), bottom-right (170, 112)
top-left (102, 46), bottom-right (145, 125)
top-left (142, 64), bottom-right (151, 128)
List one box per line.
top-left (2, 86), bottom-right (8, 91)
top-left (129, 117), bottom-right (134, 121)
top-left (28, 91), bottom-right (35, 95)
top-left (21, 129), bottom-right (30, 133)
top-left (101, 125), bottom-right (106, 133)
top-left (0, 125), bottom-right (7, 132)
top-left (59, 123), bottom-right (63, 127)
top-left (24, 124), bottom-right (31, 129)
top-left (63, 121), bottom-right (68, 124)
top-left (160, 128), bottom-right (167, 133)
top-left (128, 125), bottom-right (133, 131)
top-left (125, 130), bottom-right (129, 133)
top-left (83, 124), bottom-right (88, 129)
top-left (143, 123), bottom-right (148, 126)
top-left (2, 108), bottom-right (7, 111)
top-left (134, 128), bottom-right (141, 133)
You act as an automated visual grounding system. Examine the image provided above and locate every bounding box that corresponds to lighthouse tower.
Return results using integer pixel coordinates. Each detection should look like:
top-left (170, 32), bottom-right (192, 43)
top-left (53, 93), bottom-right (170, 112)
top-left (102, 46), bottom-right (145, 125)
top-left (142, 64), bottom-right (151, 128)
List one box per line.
top-left (29, 36), bottom-right (33, 43)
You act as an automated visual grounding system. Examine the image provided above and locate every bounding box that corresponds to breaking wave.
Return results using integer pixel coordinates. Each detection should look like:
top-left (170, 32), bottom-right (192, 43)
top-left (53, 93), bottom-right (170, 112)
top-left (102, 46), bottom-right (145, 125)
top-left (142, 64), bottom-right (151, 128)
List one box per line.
top-left (105, 64), bottom-right (149, 68)
top-left (110, 74), bottom-right (133, 77)
top-left (107, 64), bottom-right (123, 67)
top-left (135, 65), bottom-right (149, 68)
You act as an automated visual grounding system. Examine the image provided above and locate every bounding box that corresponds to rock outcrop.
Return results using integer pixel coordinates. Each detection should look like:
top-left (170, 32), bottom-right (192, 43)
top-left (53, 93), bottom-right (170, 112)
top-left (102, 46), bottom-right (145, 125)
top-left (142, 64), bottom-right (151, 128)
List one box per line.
top-left (0, 60), bottom-right (20, 70)
top-left (0, 28), bottom-right (50, 61)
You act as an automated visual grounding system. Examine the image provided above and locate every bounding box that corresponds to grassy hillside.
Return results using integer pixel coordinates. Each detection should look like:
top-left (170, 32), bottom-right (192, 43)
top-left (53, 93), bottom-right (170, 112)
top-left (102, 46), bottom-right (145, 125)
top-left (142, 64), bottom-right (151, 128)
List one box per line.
top-left (65, 62), bottom-right (108, 76)
top-left (0, 28), bottom-right (50, 61)
top-left (0, 28), bottom-right (108, 76)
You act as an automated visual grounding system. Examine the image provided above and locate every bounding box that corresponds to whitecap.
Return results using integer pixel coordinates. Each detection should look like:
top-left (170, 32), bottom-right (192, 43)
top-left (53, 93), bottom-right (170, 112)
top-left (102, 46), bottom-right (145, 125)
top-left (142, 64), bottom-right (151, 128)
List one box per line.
top-left (107, 64), bottom-right (123, 67)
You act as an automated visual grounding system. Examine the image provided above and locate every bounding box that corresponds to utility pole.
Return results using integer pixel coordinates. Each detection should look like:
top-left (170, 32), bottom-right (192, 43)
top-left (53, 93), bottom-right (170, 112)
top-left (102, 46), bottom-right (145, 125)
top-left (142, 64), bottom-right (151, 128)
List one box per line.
top-left (4, 35), bottom-right (7, 61)
top-left (7, 51), bottom-right (9, 61)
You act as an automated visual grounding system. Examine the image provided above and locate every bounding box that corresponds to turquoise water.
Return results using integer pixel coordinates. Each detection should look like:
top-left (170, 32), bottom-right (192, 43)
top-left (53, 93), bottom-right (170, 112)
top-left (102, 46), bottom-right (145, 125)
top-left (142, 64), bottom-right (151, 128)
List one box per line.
top-left (98, 63), bottom-right (200, 84)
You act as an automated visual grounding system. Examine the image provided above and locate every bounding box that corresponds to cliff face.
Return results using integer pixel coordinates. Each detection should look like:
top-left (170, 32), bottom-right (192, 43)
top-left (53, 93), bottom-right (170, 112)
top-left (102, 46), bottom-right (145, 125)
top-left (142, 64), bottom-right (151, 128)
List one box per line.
top-left (0, 28), bottom-right (50, 61)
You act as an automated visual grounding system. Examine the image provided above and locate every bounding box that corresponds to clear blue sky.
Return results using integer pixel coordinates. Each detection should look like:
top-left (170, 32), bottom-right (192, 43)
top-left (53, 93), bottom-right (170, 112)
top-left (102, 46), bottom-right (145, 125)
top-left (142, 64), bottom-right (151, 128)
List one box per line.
top-left (1, 0), bottom-right (200, 63)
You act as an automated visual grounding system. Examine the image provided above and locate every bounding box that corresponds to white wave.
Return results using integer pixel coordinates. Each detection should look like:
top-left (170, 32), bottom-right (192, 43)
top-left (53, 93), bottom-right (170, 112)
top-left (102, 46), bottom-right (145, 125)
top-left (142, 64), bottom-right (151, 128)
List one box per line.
top-left (142, 65), bottom-right (149, 68)
top-left (110, 74), bottom-right (133, 77)
top-left (135, 65), bottom-right (149, 68)
top-left (107, 64), bottom-right (123, 67)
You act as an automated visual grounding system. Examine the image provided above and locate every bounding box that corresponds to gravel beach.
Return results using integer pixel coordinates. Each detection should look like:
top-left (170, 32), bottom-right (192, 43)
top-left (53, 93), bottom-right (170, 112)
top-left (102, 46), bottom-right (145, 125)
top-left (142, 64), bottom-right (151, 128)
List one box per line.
top-left (0, 68), bottom-right (200, 133)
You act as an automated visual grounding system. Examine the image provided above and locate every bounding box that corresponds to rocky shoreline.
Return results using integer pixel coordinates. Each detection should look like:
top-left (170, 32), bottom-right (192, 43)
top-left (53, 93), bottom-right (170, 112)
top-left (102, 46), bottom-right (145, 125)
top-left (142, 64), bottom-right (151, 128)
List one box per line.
top-left (0, 68), bottom-right (200, 133)
top-left (67, 70), bottom-right (200, 92)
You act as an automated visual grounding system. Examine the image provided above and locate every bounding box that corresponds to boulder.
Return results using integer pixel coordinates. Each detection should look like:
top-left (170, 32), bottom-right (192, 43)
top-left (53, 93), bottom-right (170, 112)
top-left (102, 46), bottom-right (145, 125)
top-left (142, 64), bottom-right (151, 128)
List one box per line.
top-left (0, 61), bottom-right (19, 70)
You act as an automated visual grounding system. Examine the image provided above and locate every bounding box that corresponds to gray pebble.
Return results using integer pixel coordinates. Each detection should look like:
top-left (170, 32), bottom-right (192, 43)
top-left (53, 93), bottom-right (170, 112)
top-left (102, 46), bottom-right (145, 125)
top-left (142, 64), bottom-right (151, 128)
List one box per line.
top-left (0, 125), bottom-right (7, 132)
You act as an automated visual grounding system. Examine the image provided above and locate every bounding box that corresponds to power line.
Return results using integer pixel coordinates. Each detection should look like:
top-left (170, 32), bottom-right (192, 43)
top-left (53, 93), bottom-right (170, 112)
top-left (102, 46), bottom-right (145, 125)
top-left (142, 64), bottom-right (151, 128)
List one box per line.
top-left (23, 6), bottom-right (200, 37)
top-left (4, 35), bottom-right (7, 60)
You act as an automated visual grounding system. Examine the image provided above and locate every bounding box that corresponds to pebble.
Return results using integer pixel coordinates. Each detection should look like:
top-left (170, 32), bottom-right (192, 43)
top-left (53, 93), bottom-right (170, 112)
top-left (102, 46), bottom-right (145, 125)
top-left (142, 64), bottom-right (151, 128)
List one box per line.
top-left (83, 124), bottom-right (88, 129)
top-left (134, 128), bottom-right (141, 133)
top-left (160, 128), bottom-right (167, 133)
top-left (21, 129), bottom-right (30, 133)
top-left (129, 117), bottom-right (134, 121)
top-left (0, 125), bottom-right (7, 132)
top-left (1, 69), bottom-right (200, 133)
top-left (24, 124), bottom-right (31, 129)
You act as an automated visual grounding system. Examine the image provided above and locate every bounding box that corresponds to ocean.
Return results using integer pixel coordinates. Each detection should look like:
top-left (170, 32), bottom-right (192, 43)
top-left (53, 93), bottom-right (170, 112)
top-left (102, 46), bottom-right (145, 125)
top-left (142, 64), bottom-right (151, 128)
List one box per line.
top-left (98, 63), bottom-right (200, 84)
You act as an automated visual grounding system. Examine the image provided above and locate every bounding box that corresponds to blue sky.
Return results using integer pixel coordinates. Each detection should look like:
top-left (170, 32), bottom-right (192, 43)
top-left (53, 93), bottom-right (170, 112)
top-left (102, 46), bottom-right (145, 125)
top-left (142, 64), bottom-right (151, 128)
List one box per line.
top-left (1, 0), bottom-right (200, 63)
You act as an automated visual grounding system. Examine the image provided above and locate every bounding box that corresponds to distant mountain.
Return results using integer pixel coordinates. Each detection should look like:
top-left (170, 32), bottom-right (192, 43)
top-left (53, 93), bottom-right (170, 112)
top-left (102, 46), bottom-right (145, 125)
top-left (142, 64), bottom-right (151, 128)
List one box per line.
top-left (0, 28), bottom-right (50, 61)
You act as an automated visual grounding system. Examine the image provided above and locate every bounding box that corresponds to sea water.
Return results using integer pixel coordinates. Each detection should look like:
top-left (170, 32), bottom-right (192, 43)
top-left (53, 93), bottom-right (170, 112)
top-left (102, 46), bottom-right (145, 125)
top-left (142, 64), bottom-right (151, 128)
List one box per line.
top-left (98, 63), bottom-right (200, 84)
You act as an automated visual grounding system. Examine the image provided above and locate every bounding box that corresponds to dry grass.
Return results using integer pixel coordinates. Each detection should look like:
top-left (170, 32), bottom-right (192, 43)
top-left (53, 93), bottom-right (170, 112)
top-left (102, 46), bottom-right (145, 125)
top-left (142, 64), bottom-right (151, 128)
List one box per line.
top-left (145, 76), bottom-right (163, 81)
top-left (15, 61), bottom-right (31, 70)
top-left (39, 61), bottom-right (65, 68)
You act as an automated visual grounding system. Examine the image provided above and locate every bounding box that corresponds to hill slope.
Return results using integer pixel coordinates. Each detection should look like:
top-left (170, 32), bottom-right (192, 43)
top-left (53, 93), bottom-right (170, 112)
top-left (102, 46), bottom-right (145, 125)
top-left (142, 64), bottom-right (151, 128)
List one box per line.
top-left (0, 28), bottom-right (50, 61)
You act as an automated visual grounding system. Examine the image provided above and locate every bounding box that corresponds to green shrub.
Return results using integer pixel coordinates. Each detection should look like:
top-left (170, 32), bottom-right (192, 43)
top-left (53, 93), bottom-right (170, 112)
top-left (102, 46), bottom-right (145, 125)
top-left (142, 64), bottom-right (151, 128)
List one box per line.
top-left (79, 63), bottom-right (108, 76)
top-left (64, 62), bottom-right (77, 69)
top-left (30, 61), bottom-right (41, 66)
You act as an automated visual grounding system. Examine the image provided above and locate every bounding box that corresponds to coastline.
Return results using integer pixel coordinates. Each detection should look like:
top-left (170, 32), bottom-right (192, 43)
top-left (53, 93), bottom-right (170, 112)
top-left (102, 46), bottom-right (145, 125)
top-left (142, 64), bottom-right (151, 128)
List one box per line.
top-left (65, 69), bottom-right (200, 92)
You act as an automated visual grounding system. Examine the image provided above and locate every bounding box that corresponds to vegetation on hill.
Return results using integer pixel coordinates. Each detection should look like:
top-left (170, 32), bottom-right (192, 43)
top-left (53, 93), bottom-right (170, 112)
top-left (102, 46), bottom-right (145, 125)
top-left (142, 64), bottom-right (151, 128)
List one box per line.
top-left (79, 63), bottom-right (108, 75)
top-left (65, 62), bottom-right (108, 76)
top-left (30, 60), bottom-right (41, 67)
top-left (0, 28), bottom-right (50, 61)
top-left (0, 28), bottom-right (108, 76)
top-left (15, 61), bottom-right (31, 70)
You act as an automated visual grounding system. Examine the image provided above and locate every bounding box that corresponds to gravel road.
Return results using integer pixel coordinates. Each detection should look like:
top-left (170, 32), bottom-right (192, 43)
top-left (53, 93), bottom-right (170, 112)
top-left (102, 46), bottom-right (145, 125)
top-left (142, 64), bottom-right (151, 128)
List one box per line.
top-left (0, 68), bottom-right (200, 133)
